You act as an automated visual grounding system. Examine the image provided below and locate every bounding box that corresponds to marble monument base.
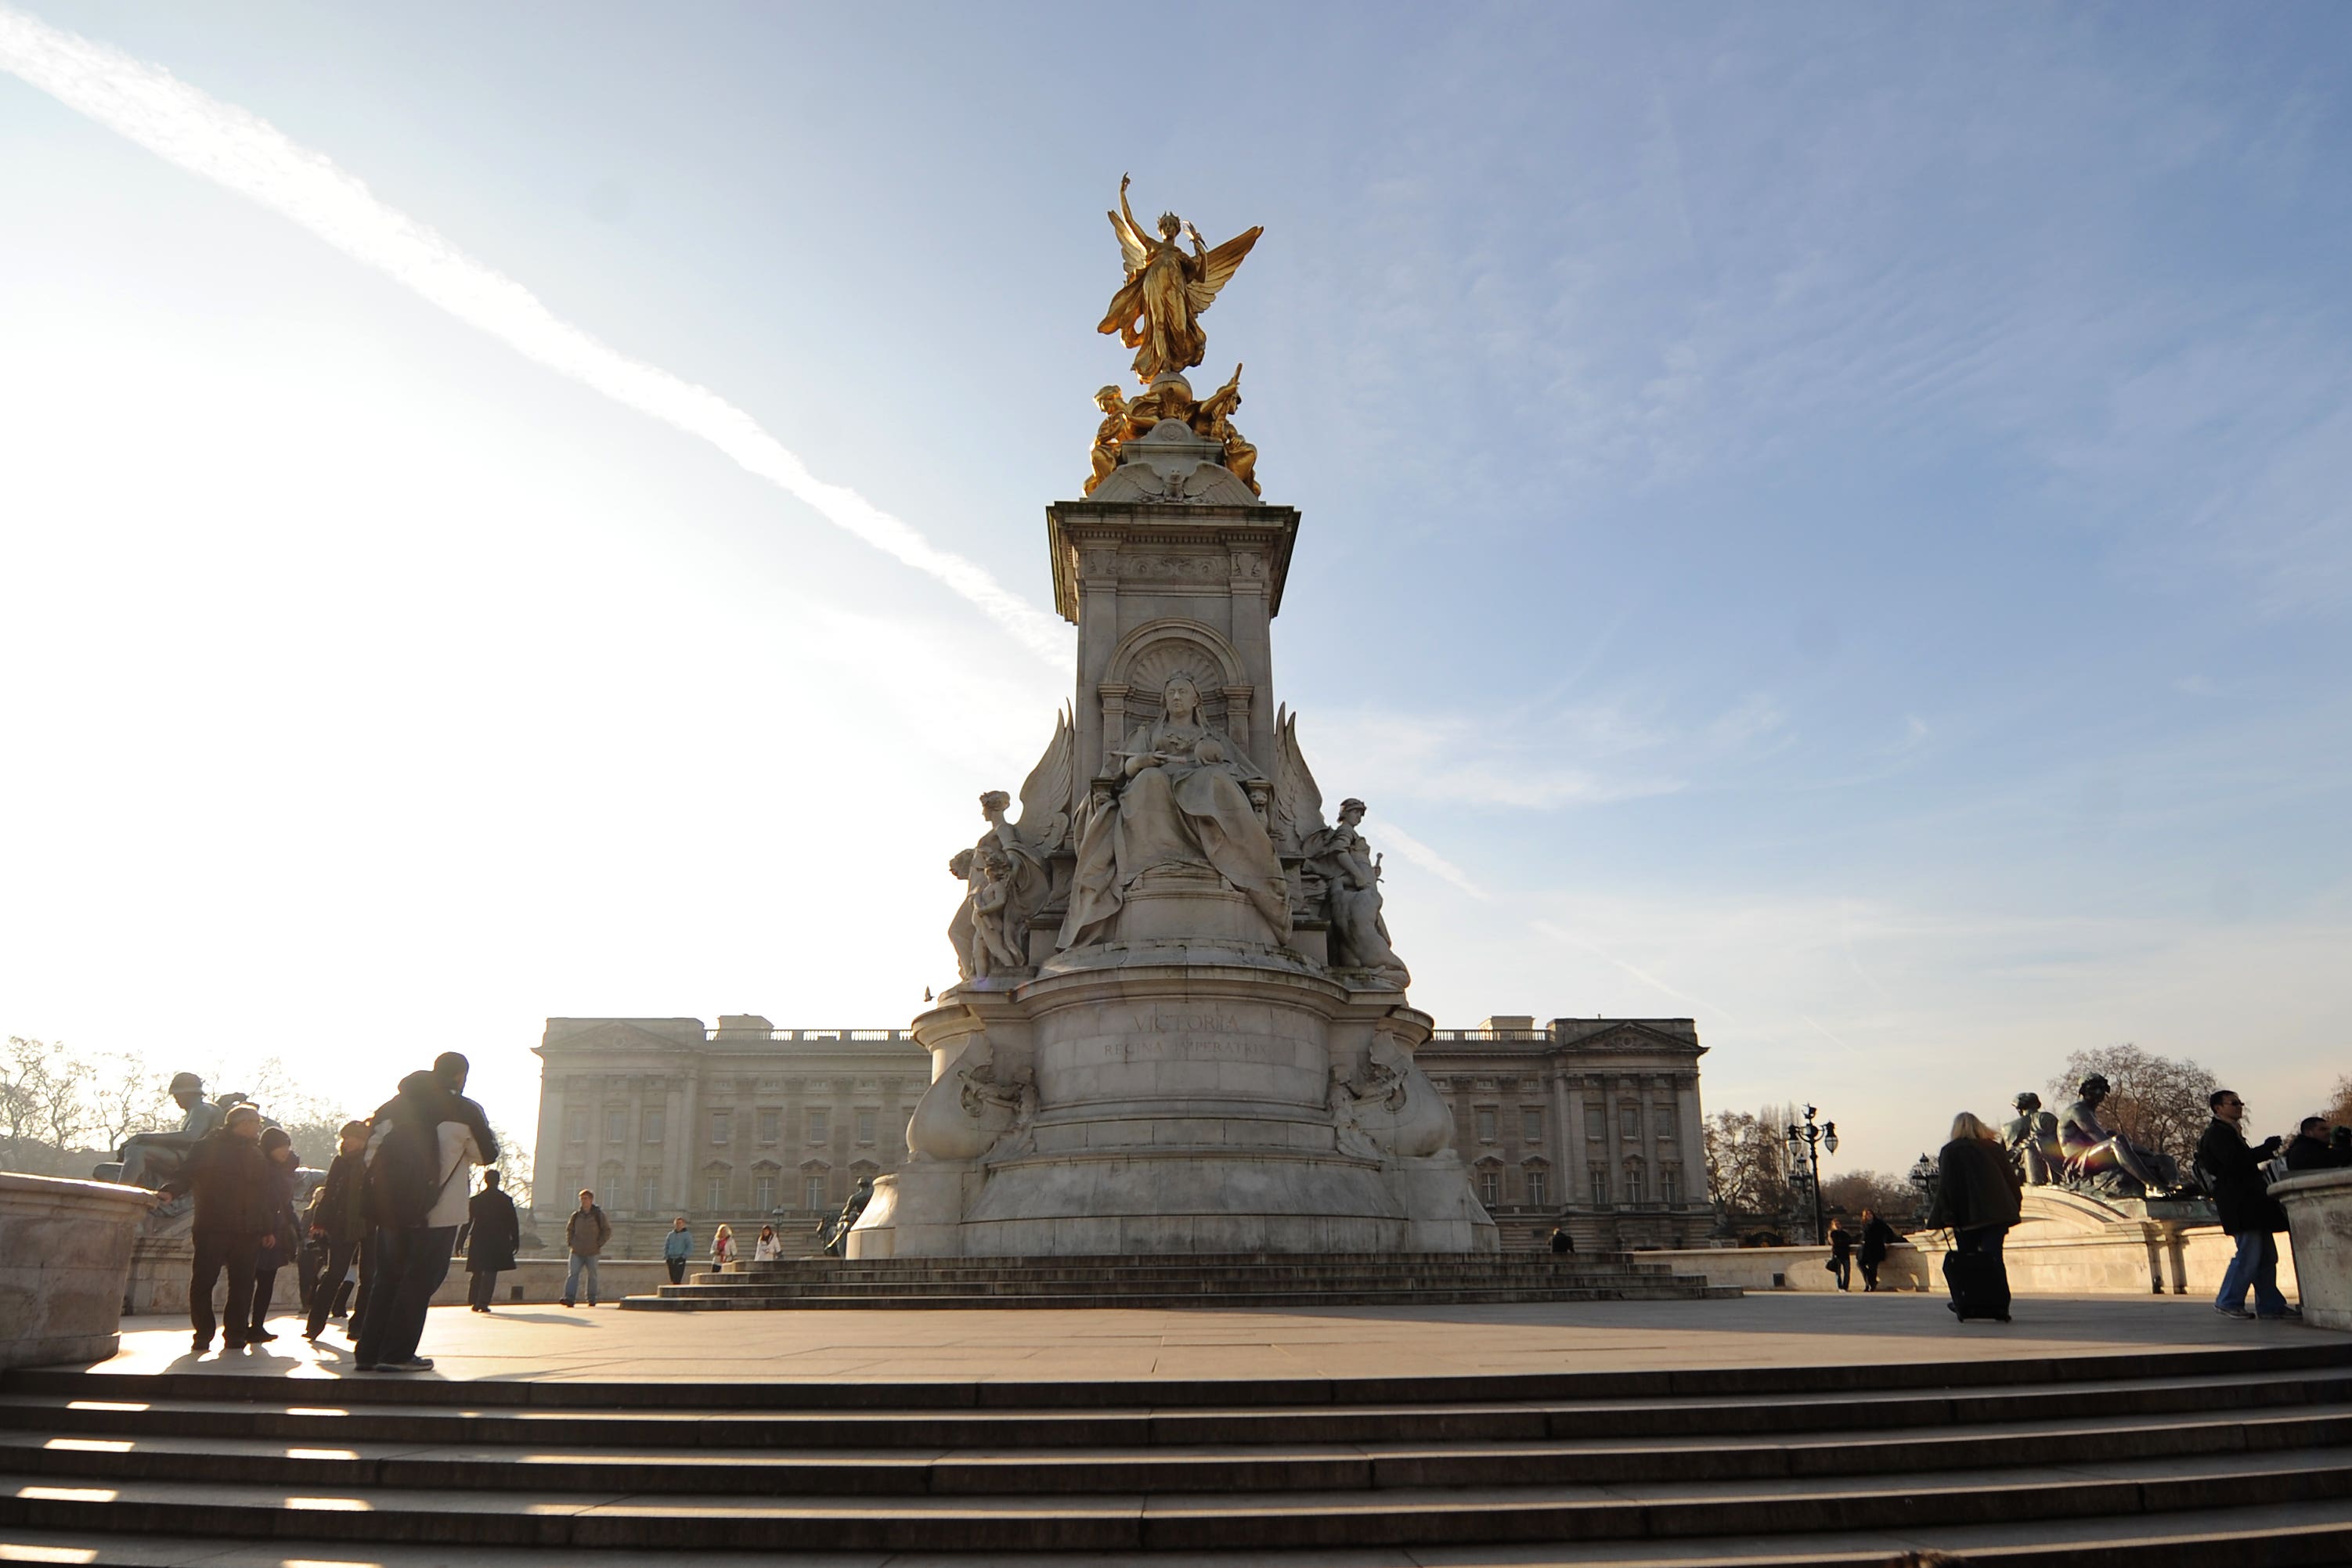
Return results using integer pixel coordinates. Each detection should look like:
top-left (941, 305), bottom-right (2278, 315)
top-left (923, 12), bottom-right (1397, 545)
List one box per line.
top-left (853, 902), bottom-right (1493, 1258)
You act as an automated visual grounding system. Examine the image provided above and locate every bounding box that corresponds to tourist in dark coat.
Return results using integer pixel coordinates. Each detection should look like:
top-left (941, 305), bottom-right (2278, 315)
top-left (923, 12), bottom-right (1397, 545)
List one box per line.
top-left (464, 1170), bottom-right (520, 1313)
top-left (355, 1053), bottom-right (495, 1372)
top-left (243, 1126), bottom-right (303, 1341)
top-left (1548, 1226), bottom-right (1575, 1256)
top-left (1858, 1209), bottom-right (1897, 1292)
top-left (1826, 1217), bottom-right (1854, 1290)
top-left (1926, 1112), bottom-right (2022, 1320)
top-left (155, 1104), bottom-right (274, 1353)
top-left (2283, 1117), bottom-right (2351, 1173)
top-left (304, 1120), bottom-right (370, 1342)
top-left (2197, 1090), bottom-right (2292, 1320)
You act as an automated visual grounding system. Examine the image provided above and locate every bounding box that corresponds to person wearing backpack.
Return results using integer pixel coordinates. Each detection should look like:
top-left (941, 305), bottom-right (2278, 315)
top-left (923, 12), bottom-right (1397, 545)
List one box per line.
top-left (303, 1121), bottom-right (370, 1343)
top-left (561, 1190), bottom-right (611, 1307)
top-left (355, 1053), bottom-right (496, 1372)
top-left (2197, 1089), bottom-right (2294, 1321)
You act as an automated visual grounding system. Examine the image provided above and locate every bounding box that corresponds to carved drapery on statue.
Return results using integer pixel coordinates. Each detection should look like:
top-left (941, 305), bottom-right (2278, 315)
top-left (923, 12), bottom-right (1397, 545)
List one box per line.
top-left (1058, 675), bottom-right (1292, 948)
top-left (947, 712), bottom-right (1073, 979)
top-left (1099, 175), bottom-right (1261, 386)
top-left (1302, 799), bottom-right (1411, 989)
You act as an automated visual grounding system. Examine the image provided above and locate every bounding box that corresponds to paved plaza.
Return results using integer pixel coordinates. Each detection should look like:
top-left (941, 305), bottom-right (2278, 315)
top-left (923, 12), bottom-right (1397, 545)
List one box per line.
top-left (93, 1291), bottom-right (2340, 1386)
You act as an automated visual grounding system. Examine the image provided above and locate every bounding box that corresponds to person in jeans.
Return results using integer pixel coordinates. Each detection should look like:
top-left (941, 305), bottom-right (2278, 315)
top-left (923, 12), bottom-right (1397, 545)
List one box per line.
top-left (156, 1103), bottom-right (273, 1352)
top-left (561, 1189), bottom-right (610, 1307)
top-left (303, 1121), bottom-right (370, 1343)
top-left (662, 1217), bottom-right (693, 1285)
top-left (2197, 1089), bottom-right (2294, 1320)
top-left (1826, 1217), bottom-right (1854, 1291)
top-left (355, 1054), bottom-right (495, 1372)
top-left (1858, 1209), bottom-right (1897, 1292)
top-left (464, 1169), bottom-right (519, 1313)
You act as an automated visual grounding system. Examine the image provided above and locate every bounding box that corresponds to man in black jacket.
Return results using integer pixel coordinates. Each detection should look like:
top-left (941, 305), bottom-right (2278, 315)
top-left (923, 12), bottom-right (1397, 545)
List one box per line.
top-left (464, 1170), bottom-right (520, 1313)
top-left (303, 1120), bottom-right (370, 1343)
top-left (156, 1103), bottom-right (274, 1353)
top-left (355, 1054), bottom-right (497, 1372)
top-left (2283, 1116), bottom-right (2352, 1173)
top-left (2197, 1089), bottom-right (2293, 1320)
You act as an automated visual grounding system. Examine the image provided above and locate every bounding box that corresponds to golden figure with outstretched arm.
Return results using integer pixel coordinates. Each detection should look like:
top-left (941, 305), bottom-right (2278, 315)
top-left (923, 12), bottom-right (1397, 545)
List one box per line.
top-left (1099, 175), bottom-right (1262, 385)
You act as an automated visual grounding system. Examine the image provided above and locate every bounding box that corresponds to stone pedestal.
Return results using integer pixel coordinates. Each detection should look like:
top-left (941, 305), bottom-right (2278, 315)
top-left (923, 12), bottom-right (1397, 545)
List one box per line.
top-left (2272, 1168), bottom-right (2352, 1329)
top-left (0, 1173), bottom-right (156, 1369)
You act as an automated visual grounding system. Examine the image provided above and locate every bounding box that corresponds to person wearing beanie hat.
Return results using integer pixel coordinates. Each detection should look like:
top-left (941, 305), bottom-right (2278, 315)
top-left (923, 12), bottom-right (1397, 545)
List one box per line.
top-left (156, 1104), bottom-right (272, 1352)
top-left (243, 1124), bottom-right (305, 1341)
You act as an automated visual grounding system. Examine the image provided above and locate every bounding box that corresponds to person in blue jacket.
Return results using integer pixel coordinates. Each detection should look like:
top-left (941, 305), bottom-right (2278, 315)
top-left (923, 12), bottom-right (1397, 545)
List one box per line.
top-left (662, 1217), bottom-right (694, 1285)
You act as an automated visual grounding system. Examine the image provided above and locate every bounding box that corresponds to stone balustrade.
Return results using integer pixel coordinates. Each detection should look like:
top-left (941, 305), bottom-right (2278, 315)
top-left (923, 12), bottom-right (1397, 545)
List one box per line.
top-left (2272, 1166), bottom-right (2352, 1329)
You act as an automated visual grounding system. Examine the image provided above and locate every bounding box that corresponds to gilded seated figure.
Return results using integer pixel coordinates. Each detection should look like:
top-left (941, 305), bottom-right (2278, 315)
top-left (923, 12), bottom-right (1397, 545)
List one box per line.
top-left (1059, 674), bottom-right (1291, 948)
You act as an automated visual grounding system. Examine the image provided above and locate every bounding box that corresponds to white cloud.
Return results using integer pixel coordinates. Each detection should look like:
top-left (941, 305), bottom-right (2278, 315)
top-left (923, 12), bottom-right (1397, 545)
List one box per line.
top-left (0, 3), bottom-right (1071, 663)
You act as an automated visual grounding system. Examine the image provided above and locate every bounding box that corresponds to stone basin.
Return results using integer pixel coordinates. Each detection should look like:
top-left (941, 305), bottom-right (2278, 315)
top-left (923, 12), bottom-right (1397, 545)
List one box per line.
top-left (0, 1171), bottom-right (157, 1368)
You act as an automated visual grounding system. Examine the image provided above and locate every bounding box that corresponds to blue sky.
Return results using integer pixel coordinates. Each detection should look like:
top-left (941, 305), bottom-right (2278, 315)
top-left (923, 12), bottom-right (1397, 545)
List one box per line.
top-left (2, 2), bottom-right (2347, 1177)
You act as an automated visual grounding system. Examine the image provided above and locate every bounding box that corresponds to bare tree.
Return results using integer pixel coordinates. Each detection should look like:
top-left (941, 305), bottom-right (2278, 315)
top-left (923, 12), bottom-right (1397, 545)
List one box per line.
top-left (1823, 1169), bottom-right (1920, 1222)
top-left (38, 1048), bottom-right (96, 1156)
top-left (91, 1056), bottom-right (171, 1154)
top-left (2325, 1076), bottom-right (2352, 1130)
top-left (1704, 1109), bottom-right (1792, 1220)
top-left (1, 1037), bottom-right (57, 1172)
top-left (2049, 1044), bottom-right (2220, 1167)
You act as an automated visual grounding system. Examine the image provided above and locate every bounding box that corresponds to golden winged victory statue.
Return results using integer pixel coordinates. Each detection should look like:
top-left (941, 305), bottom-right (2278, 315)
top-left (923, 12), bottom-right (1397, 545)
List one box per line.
top-left (1098, 175), bottom-right (1263, 385)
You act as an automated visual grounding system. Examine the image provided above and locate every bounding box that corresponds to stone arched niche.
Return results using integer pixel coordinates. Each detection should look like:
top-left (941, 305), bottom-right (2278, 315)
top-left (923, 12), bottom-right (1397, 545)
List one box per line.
top-left (1105, 619), bottom-right (1249, 741)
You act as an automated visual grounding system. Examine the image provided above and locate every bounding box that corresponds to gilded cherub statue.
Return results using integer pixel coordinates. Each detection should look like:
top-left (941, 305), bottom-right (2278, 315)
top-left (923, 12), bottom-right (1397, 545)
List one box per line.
top-left (1099, 175), bottom-right (1263, 385)
top-left (1085, 385), bottom-right (1128, 496)
top-left (1190, 363), bottom-right (1259, 496)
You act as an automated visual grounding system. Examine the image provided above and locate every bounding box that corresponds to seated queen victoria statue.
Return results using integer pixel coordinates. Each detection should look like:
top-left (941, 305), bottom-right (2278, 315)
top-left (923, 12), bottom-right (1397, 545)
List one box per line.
top-left (1059, 674), bottom-right (1293, 949)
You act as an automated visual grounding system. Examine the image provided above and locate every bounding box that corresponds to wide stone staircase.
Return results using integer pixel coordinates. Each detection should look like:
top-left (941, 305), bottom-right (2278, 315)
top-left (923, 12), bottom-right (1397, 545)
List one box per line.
top-left (5, 1341), bottom-right (2352, 1563)
top-left (624, 1249), bottom-right (1737, 1309)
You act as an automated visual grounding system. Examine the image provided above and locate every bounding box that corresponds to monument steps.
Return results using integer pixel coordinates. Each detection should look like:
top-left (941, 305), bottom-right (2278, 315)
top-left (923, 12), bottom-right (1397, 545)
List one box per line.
top-left (625, 1250), bottom-right (1736, 1310)
top-left (5, 1344), bottom-right (2351, 1559)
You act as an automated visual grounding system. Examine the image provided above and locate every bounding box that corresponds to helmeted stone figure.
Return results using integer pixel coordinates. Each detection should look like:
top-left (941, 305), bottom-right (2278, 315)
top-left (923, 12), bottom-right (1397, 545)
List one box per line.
top-left (2059, 1074), bottom-right (2180, 1197)
top-left (2004, 1091), bottom-right (2063, 1185)
top-left (114, 1072), bottom-right (225, 1189)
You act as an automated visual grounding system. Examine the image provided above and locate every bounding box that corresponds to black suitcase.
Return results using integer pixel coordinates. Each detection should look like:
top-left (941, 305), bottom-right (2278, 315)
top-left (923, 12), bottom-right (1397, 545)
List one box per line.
top-left (1943, 1247), bottom-right (2011, 1321)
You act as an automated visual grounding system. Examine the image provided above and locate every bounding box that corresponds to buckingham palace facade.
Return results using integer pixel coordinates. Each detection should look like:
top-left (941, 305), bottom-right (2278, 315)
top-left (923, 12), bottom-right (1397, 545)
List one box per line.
top-left (531, 1011), bottom-right (1712, 1256)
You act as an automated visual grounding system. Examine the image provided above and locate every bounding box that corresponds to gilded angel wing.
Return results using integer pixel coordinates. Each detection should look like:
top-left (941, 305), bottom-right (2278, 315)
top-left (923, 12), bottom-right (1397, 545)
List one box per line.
top-left (1107, 207), bottom-right (1149, 279)
top-left (1014, 705), bottom-right (1074, 854)
top-left (1271, 704), bottom-right (1324, 853)
top-left (1185, 225), bottom-right (1264, 315)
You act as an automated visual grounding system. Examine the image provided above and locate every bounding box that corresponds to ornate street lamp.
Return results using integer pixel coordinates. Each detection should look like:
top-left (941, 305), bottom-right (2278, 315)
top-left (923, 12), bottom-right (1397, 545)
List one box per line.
top-left (1784, 1105), bottom-right (1838, 1245)
top-left (1907, 1152), bottom-right (1939, 1225)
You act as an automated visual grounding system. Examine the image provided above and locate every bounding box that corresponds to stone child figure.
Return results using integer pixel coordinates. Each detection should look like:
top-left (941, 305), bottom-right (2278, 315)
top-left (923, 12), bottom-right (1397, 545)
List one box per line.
top-left (969, 850), bottom-right (1024, 976)
top-left (1302, 798), bottom-right (1410, 988)
top-left (2059, 1073), bottom-right (2181, 1197)
top-left (1059, 674), bottom-right (1291, 948)
top-left (2004, 1091), bottom-right (2063, 1185)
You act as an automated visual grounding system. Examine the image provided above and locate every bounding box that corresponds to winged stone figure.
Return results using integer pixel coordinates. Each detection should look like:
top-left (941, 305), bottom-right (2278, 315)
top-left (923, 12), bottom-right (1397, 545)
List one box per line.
top-left (1099, 175), bottom-right (1263, 386)
top-left (1271, 705), bottom-right (1323, 855)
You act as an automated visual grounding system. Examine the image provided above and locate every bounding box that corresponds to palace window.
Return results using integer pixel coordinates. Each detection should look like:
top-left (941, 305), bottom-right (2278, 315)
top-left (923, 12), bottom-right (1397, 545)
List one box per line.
top-left (643, 1108), bottom-right (663, 1143)
top-left (1478, 1169), bottom-right (1501, 1206)
top-left (1474, 1108), bottom-right (1497, 1144)
top-left (803, 1173), bottom-right (828, 1210)
top-left (605, 1108), bottom-right (626, 1144)
top-left (566, 1109), bottom-right (587, 1144)
top-left (1624, 1159), bottom-right (1646, 1202)
top-left (1589, 1166), bottom-right (1607, 1206)
top-left (807, 1108), bottom-right (829, 1144)
top-left (639, 1174), bottom-right (659, 1213)
top-left (1585, 1105), bottom-right (1604, 1142)
top-left (758, 1110), bottom-right (781, 1146)
top-left (704, 1173), bottom-right (727, 1210)
top-left (709, 1112), bottom-right (730, 1147)
top-left (1521, 1108), bottom-right (1543, 1143)
top-left (754, 1173), bottom-right (777, 1210)
top-left (857, 1109), bottom-right (877, 1145)
top-left (1661, 1165), bottom-right (1680, 1205)
top-left (1655, 1107), bottom-right (1676, 1141)
top-left (1525, 1166), bottom-right (1549, 1206)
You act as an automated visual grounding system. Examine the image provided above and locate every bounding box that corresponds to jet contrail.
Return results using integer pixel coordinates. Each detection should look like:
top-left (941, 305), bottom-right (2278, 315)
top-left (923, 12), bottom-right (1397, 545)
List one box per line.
top-left (0, 5), bottom-right (1071, 664)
